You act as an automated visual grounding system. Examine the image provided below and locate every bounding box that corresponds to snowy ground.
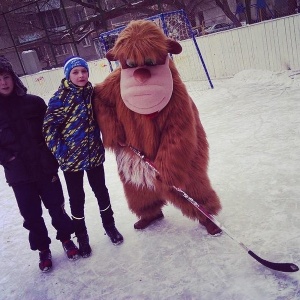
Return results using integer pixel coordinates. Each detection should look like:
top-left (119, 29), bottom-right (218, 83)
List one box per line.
top-left (0, 69), bottom-right (299, 300)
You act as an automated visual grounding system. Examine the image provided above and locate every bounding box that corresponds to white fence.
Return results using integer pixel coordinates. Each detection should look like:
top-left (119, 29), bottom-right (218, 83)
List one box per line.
top-left (21, 14), bottom-right (300, 98)
top-left (20, 60), bottom-right (112, 99)
top-left (174, 13), bottom-right (300, 82)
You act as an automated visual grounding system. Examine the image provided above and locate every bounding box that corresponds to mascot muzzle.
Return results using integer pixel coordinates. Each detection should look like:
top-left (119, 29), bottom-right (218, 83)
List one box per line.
top-left (120, 57), bottom-right (173, 115)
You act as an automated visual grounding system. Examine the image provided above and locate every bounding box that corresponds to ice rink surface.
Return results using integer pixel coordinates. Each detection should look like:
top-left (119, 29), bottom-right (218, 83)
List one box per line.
top-left (0, 69), bottom-right (299, 299)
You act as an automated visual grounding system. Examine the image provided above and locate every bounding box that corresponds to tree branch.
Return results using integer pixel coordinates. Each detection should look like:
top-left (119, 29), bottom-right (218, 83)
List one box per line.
top-left (215, 0), bottom-right (242, 27)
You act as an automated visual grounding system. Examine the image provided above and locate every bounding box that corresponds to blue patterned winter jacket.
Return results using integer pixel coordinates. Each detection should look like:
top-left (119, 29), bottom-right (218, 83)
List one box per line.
top-left (43, 79), bottom-right (105, 172)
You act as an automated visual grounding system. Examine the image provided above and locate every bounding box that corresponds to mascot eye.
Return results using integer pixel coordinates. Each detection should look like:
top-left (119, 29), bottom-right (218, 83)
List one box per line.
top-left (126, 59), bottom-right (137, 68)
top-left (144, 58), bottom-right (156, 66)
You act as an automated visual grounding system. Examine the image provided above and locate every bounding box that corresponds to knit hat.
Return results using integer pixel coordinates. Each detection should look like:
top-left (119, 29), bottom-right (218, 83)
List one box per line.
top-left (63, 56), bottom-right (89, 80)
top-left (0, 56), bottom-right (27, 96)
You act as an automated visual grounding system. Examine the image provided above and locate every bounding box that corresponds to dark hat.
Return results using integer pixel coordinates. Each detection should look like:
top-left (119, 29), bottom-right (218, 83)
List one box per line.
top-left (0, 56), bottom-right (27, 96)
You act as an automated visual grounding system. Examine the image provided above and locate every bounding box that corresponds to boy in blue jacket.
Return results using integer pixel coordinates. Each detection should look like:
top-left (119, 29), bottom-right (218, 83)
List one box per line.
top-left (43, 57), bottom-right (123, 258)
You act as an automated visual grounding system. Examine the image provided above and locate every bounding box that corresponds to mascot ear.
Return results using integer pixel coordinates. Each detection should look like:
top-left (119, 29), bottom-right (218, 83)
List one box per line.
top-left (168, 39), bottom-right (182, 54)
top-left (106, 49), bottom-right (117, 61)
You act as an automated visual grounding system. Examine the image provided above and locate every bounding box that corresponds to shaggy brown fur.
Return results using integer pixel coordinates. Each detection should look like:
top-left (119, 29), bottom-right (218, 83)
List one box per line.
top-left (94, 20), bottom-right (222, 235)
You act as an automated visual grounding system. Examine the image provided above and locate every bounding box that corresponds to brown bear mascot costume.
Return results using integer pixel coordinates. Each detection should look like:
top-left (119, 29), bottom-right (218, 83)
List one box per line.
top-left (94, 20), bottom-right (222, 235)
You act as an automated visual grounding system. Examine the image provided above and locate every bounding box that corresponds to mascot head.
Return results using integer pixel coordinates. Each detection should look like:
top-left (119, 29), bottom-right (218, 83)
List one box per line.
top-left (106, 20), bottom-right (182, 115)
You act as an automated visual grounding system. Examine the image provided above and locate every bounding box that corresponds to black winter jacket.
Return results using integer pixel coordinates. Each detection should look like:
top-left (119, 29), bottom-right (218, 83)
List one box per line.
top-left (0, 93), bottom-right (59, 185)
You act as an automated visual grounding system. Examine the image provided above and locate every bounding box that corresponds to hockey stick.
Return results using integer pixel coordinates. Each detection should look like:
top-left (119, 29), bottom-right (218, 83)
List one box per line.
top-left (128, 145), bottom-right (299, 273)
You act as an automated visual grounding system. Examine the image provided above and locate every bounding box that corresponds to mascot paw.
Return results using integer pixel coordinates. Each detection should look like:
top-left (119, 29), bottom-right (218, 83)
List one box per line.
top-left (199, 217), bottom-right (222, 236)
top-left (134, 212), bottom-right (164, 230)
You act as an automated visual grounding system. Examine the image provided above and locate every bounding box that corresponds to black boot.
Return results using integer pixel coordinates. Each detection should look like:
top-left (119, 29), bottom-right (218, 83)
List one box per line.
top-left (77, 233), bottom-right (92, 258)
top-left (39, 249), bottom-right (52, 272)
top-left (105, 225), bottom-right (124, 245)
top-left (134, 211), bottom-right (164, 230)
top-left (62, 240), bottom-right (80, 261)
top-left (72, 217), bottom-right (87, 234)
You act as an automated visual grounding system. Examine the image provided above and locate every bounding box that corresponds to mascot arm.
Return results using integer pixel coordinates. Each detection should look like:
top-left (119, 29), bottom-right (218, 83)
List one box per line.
top-left (154, 98), bottom-right (203, 188)
top-left (93, 83), bottom-right (126, 151)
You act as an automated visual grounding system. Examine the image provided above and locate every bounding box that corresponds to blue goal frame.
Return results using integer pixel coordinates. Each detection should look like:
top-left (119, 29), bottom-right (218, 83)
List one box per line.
top-left (99, 9), bottom-right (214, 89)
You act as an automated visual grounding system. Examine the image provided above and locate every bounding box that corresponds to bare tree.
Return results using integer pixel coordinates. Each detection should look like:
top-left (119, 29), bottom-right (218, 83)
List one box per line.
top-left (287, 0), bottom-right (297, 14)
top-left (1, 0), bottom-right (241, 46)
top-left (0, 0), bottom-right (248, 70)
top-left (215, 0), bottom-right (242, 27)
top-left (67, 0), bottom-right (242, 40)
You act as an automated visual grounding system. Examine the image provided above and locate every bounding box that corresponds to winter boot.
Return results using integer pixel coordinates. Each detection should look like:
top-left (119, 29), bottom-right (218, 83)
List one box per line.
top-left (105, 225), bottom-right (124, 245)
top-left (77, 233), bottom-right (92, 258)
top-left (62, 240), bottom-right (80, 261)
top-left (134, 211), bottom-right (164, 230)
top-left (39, 249), bottom-right (52, 272)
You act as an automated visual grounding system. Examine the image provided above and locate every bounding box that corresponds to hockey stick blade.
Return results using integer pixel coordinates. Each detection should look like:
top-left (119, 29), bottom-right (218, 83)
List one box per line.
top-left (128, 145), bottom-right (299, 273)
top-left (248, 251), bottom-right (299, 272)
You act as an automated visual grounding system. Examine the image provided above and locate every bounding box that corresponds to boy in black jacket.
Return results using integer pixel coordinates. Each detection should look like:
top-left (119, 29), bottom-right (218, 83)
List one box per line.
top-left (0, 56), bottom-right (79, 272)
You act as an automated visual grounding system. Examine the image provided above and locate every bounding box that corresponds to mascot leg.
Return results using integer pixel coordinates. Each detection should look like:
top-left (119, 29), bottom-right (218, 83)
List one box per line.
top-left (197, 189), bottom-right (222, 236)
top-left (165, 183), bottom-right (222, 236)
top-left (123, 182), bottom-right (166, 230)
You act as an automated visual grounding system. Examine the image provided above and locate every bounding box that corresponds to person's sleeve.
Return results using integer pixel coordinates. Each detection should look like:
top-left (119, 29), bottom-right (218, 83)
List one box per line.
top-left (0, 148), bottom-right (14, 166)
top-left (42, 95), bottom-right (66, 160)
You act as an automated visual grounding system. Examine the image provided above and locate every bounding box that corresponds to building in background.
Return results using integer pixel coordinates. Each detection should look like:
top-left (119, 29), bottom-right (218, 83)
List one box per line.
top-left (0, 0), bottom-right (101, 75)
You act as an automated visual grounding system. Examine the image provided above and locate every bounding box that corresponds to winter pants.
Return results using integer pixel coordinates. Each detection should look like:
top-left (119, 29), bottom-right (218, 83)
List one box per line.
top-left (63, 164), bottom-right (114, 236)
top-left (11, 174), bottom-right (74, 251)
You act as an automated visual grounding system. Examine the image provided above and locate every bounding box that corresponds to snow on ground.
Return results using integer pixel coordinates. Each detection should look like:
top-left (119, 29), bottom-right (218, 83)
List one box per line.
top-left (0, 69), bottom-right (299, 300)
